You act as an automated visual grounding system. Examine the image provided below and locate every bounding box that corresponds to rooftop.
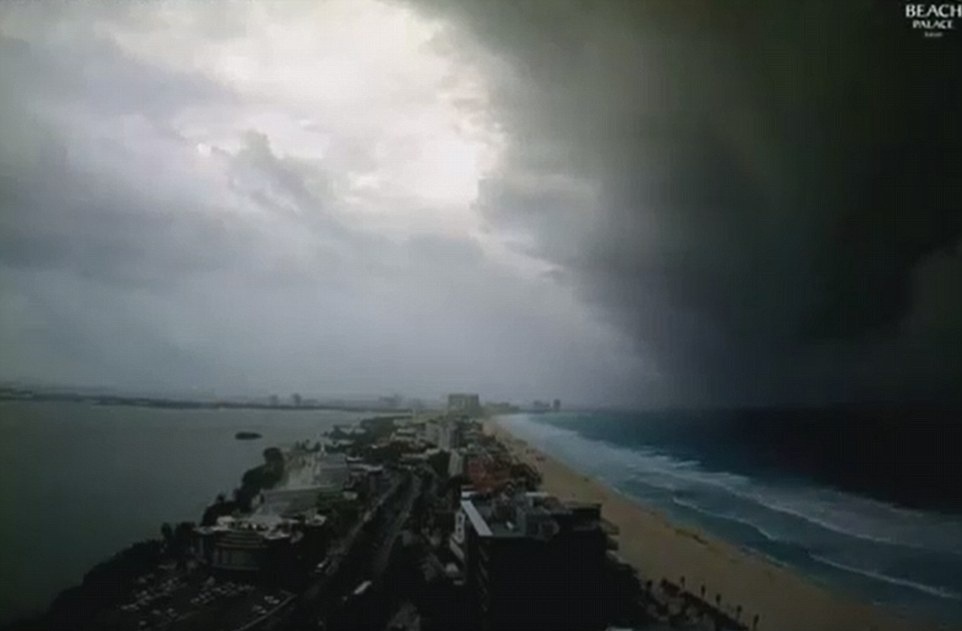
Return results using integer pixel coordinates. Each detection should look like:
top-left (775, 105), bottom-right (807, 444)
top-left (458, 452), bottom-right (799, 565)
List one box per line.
top-left (461, 492), bottom-right (601, 540)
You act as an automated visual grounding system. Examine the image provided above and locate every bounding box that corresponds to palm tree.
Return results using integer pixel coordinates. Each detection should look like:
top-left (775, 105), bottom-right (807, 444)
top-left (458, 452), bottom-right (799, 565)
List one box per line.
top-left (715, 593), bottom-right (721, 608)
top-left (736, 604), bottom-right (742, 620)
top-left (700, 584), bottom-right (706, 599)
top-left (753, 613), bottom-right (760, 630)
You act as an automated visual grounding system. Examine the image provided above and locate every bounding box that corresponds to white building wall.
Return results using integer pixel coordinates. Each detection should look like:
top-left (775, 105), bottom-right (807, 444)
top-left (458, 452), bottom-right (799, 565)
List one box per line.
top-left (448, 449), bottom-right (465, 477)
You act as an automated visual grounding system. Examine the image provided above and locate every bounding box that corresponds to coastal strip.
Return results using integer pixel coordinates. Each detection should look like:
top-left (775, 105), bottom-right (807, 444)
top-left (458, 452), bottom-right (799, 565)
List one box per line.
top-left (486, 417), bottom-right (946, 631)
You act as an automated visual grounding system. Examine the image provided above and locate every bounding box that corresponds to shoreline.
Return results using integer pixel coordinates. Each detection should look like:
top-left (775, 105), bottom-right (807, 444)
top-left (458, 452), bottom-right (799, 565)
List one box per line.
top-left (486, 417), bottom-right (947, 631)
top-left (0, 395), bottom-right (403, 414)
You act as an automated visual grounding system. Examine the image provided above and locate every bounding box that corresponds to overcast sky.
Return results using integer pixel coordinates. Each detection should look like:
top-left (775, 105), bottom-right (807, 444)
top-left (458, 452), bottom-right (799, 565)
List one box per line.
top-left (1, 1), bottom-right (959, 407)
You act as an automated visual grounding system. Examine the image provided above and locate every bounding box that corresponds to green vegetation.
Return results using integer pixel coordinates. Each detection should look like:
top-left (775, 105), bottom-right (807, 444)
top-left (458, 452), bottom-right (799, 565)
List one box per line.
top-left (201, 447), bottom-right (285, 525)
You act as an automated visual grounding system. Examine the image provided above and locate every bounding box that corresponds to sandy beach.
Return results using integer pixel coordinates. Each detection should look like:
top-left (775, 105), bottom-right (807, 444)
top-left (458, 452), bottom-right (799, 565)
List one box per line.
top-left (486, 419), bottom-right (948, 631)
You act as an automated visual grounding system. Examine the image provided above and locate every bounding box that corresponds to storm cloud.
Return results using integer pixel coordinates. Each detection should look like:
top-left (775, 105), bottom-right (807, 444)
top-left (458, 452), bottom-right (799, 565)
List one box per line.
top-left (1, 1), bottom-right (959, 406)
top-left (409, 0), bottom-right (962, 404)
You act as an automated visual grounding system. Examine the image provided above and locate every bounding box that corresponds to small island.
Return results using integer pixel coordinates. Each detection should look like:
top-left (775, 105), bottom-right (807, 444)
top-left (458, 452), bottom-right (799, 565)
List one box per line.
top-left (235, 431), bottom-right (262, 440)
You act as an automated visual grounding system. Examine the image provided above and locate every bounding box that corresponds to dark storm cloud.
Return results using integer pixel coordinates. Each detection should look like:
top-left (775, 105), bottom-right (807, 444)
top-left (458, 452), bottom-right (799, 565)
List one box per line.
top-left (413, 0), bottom-right (962, 403)
top-left (4, 0), bottom-right (956, 406)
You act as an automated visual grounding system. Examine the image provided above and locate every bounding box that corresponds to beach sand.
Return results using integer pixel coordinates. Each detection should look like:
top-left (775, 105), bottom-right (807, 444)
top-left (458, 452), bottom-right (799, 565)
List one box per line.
top-left (486, 419), bottom-right (947, 631)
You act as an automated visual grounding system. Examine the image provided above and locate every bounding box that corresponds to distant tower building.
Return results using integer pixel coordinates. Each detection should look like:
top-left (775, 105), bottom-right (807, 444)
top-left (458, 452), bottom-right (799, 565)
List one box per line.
top-left (291, 393), bottom-right (302, 407)
top-left (447, 393), bottom-right (481, 416)
top-left (552, 399), bottom-right (561, 412)
top-left (269, 394), bottom-right (279, 407)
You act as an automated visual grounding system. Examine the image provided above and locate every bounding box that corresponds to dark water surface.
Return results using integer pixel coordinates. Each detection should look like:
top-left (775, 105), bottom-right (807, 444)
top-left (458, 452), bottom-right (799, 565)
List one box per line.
top-left (0, 401), bottom-right (365, 624)
top-left (500, 409), bottom-right (962, 628)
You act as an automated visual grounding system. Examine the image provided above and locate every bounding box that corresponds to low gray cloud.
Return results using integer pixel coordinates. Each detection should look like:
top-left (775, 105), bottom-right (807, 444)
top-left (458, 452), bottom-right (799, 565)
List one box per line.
top-left (0, 6), bottom-right (645, 405)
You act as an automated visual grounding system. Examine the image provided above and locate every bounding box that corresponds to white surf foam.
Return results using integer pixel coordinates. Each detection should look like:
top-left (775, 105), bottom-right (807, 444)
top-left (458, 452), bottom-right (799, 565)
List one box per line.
top-left (810, 554), bottom-right (962, 601)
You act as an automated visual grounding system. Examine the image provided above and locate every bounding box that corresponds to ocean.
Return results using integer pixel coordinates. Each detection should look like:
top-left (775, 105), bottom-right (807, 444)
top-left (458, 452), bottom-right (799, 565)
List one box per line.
top-left (0, 400), bottom-right (368, 625)
top-left (499, 409), bottom-right (962, 628)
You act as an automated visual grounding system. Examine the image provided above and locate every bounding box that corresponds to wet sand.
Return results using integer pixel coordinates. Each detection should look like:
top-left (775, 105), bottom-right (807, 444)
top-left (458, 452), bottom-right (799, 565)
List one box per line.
top-left (486, 419), bottom-right (947, 631)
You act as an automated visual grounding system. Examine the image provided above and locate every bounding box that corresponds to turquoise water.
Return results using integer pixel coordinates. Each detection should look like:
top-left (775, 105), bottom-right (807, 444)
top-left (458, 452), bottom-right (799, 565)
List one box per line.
top-left (0, 401), bottom-right (366, 624)
top-left (500, 412), bottom-right (962, 629)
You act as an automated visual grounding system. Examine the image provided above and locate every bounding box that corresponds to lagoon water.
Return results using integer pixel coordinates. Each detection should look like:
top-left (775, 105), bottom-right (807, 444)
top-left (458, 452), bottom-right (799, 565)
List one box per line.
top-left (0, 401), bottom-right (365, 624)
top-left (500, 411), bottom-right (962, 628)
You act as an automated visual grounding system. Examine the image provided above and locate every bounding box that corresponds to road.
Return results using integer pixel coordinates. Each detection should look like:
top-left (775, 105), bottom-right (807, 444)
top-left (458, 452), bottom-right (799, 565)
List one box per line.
top-left (372, 473), bottom-right (421, 578)
top-left (254, 473), bottom-right (406, 630)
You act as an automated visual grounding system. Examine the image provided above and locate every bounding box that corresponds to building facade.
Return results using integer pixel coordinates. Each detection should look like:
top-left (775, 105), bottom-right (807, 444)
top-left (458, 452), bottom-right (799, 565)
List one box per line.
top-left (451, 492), bottom-right (609, 631)
top-left (447, 393), bottom-right (481, 416)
